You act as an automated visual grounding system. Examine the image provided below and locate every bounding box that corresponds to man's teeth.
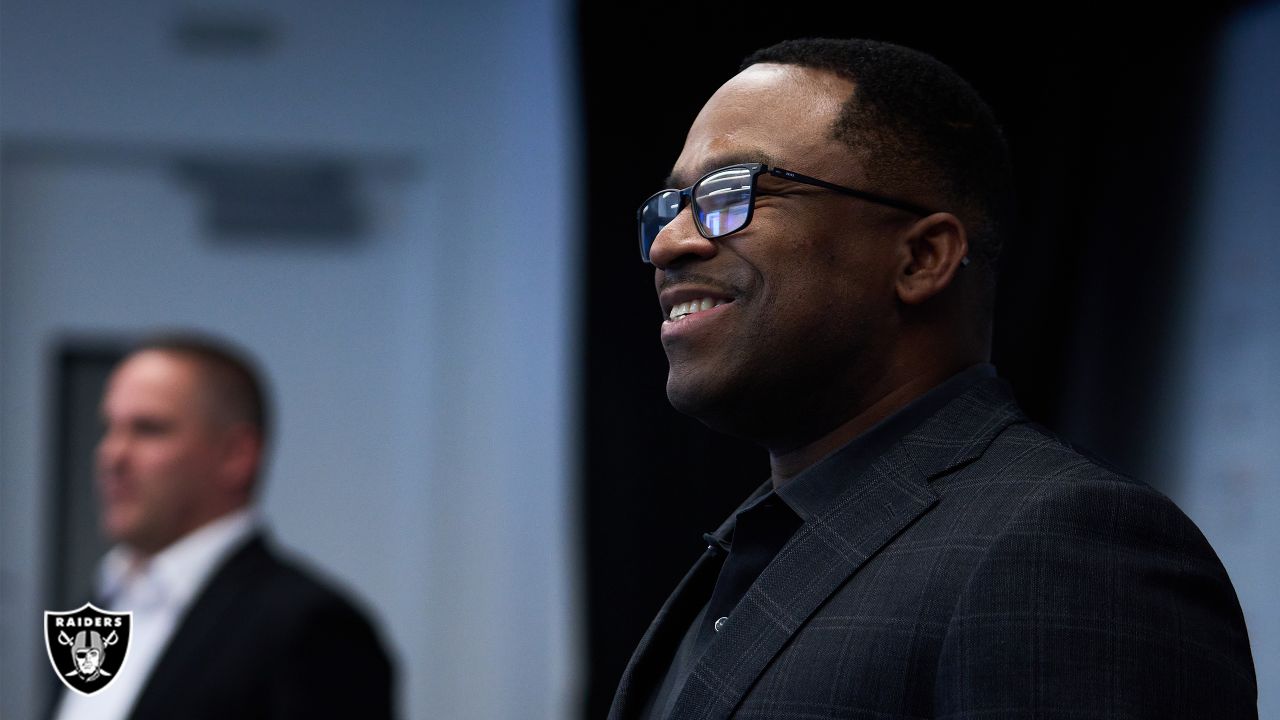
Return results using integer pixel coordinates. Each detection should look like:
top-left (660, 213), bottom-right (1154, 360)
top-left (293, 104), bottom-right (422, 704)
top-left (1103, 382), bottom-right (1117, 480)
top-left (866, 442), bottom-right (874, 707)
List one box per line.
top-left (669, 298), bottom-right (730, 321)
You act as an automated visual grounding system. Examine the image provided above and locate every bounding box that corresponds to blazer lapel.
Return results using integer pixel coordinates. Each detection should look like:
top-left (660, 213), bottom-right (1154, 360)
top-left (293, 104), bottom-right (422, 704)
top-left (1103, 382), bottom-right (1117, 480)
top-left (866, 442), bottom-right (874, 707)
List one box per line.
top-left (127, 535), bottom-right (271, 720)
top-left (667, 377), bottom-right (1025, 719)
top-left (896, 377), bottom-right (1025, 479)
top-left (609, 482), bottom-right (774, 720)
top-left (669, 444), bottom-right (937, 720)
top-left (608, 544), bottom-right (723, 719)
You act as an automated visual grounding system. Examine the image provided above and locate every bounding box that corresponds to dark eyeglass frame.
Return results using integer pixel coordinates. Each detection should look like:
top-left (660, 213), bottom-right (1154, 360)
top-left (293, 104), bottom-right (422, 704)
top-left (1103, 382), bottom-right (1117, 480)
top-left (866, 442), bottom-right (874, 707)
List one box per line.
top-left (637, 162), bottom-right (940, 263)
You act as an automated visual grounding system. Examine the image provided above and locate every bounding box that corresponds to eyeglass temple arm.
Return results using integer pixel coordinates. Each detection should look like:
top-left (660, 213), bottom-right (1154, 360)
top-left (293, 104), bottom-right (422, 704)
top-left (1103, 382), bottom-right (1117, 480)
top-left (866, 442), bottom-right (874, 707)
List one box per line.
top-left (768, 168), bottom-right (936, 217)
top-left (767, 168), bottom-right (967, 266)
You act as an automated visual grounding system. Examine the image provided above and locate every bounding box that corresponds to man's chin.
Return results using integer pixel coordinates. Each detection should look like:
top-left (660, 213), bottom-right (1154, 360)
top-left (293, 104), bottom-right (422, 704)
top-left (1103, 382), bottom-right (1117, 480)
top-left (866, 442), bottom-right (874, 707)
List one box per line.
top-left (666, 374), bottom-right (750, 436)
top-left (102, 512), bottom-right (157, 552)
top-left (101, 513), bottom-right (134, 545)
top-left (665, 373), bottom-right (715, 417)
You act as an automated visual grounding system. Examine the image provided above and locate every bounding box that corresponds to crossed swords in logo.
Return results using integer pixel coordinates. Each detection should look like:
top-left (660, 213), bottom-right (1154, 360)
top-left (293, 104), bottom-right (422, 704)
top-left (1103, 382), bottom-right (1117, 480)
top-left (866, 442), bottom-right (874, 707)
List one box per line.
top-left (57, 629), bottom-right (119, 679)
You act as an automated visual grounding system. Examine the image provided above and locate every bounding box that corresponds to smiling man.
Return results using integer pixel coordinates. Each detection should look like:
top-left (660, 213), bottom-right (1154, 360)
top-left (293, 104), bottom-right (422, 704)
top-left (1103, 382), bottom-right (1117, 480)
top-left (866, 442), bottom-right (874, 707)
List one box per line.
top-left (611, 39), bottom-right (1256, 719)
top-left (51, 335), bottom-right (393, 720)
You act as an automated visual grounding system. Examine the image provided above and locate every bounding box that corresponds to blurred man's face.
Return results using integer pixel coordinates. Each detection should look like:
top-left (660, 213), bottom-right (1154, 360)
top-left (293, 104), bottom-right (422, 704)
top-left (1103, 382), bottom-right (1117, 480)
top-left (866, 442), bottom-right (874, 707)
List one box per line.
top-left (648, 64), bottom-right (907, 443)
top-left (97, 351), bottom-right (229, 555)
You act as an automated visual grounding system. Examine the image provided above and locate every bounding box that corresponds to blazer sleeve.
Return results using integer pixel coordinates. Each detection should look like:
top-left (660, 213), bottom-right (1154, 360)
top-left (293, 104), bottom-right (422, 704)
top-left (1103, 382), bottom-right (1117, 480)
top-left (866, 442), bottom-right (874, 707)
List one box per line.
top-left (933, 475), bottom-right (1257, 719)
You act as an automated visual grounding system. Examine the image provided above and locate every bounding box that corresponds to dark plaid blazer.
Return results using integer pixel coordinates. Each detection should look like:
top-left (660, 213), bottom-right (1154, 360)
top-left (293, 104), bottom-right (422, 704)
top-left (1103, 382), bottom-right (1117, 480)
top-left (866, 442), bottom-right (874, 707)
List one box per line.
top-left (610, 378), bottom-right (1256, 719)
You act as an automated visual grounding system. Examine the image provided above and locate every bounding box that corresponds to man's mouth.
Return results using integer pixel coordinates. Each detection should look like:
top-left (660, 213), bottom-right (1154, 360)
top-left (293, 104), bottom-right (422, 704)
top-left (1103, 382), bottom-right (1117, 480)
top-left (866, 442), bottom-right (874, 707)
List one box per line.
top-left (668, 297), bottom-right (732, 321)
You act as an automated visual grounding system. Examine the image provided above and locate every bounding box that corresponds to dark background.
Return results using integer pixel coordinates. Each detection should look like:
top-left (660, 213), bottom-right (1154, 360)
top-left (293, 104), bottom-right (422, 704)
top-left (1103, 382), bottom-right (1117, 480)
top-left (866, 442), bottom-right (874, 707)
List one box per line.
top-left (576, 4), bottom-right (1249, 716)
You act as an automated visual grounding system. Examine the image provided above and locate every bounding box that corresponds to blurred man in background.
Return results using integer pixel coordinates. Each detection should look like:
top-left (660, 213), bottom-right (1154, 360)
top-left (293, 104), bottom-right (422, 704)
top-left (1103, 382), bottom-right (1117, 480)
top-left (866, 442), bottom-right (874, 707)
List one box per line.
top-left (50, 335), bottom-right (393, 720)
top-left (613, 38), bottom-right (1256, 719)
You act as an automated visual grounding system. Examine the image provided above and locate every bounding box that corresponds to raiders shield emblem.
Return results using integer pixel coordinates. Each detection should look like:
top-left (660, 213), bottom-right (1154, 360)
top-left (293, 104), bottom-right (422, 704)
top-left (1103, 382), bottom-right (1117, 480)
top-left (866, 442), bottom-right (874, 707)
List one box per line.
top-left (44, 603), bottom-right (132, 695)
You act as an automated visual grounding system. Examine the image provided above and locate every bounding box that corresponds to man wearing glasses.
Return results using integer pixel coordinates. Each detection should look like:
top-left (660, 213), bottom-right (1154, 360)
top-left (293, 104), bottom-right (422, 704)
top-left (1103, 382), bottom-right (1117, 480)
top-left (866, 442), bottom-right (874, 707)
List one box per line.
top-left (611, 39), bottom-right (1256, 719)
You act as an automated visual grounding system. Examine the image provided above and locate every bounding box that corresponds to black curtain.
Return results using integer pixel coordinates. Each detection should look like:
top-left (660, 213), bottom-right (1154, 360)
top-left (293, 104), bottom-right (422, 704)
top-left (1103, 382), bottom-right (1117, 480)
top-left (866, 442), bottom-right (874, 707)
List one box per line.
top-left (576, 5), bottom-right (1245, 717)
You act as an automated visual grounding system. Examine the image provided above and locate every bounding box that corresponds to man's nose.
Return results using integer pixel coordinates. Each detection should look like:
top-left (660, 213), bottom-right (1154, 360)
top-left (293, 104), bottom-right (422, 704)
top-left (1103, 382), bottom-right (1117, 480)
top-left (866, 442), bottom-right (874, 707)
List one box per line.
top-left (96, 429), bottom-right (125, 467)
top-left (647, 207), bottom-right (718, 268)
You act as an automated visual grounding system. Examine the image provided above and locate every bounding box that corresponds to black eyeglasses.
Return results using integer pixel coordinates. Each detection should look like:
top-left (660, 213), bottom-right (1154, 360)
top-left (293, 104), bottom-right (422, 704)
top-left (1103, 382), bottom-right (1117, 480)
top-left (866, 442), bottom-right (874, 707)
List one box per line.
top-left (637, 163), bottom-right (938, 263)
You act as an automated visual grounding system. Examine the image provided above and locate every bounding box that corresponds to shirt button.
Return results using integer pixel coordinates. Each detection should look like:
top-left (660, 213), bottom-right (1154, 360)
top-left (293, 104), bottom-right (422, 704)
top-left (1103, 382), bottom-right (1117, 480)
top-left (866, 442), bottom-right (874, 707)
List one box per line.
top-left (714, 616), bottom-right (728, 632)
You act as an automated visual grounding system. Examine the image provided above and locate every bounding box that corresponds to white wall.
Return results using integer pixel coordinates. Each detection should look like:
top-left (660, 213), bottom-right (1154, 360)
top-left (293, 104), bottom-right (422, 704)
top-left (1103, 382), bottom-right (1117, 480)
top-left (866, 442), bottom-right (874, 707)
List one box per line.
top-left (0, 2), bottom-right (580, 718)
top-left (1165, 2), bottom-right (1280, 715)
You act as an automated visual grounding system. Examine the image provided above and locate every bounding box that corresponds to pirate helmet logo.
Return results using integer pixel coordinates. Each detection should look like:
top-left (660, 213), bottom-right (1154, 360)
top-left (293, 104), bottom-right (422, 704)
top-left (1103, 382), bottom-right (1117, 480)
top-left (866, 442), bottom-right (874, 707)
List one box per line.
top-left (44, 603), bottom-right (132, 695)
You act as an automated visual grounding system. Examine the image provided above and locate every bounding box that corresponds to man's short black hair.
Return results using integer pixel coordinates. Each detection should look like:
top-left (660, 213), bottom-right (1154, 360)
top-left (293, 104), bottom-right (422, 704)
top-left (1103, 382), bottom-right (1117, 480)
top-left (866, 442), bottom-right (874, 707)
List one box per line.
top-left (132, 332), bottom-right (271, 447)
top-left (743, 38), bottom-right (1013, 303)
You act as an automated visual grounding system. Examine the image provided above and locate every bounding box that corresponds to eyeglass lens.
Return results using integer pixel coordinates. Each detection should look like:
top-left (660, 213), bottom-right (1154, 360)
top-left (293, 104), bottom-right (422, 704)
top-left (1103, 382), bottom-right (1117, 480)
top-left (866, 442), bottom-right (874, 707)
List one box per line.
top-left (694, 166), bottom-right (753, 238)
top-left (640, 166), bottom-right (756, 261)
top-left (640, 190), bottom-right (682, 260)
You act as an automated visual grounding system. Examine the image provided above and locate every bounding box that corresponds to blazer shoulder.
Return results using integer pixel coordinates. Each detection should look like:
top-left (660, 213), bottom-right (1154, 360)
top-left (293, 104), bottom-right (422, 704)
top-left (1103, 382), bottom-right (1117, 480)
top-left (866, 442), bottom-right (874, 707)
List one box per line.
top-left (234, 537), bottom-right (397, 717)
top-left (246, 538), bottom-right (388, 637)
top-left (966, 420), bottom-right (1241, 557)
top-left (995, 419), bottom-right (1131, 478)
top-left (935, 422), bottom-right (1258, 718)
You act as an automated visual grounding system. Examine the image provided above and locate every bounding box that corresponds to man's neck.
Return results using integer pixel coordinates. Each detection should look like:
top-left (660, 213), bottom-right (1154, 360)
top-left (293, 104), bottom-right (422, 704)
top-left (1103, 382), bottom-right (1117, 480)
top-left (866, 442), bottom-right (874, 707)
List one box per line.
top-left (122, 503), bottom-right (254, 562)
top-left (766, 365), bottom-right (971, 486)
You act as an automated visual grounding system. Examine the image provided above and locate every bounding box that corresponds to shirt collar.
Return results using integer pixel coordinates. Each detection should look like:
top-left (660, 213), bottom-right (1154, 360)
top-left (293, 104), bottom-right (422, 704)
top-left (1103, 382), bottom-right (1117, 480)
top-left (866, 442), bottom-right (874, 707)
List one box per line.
top-left (703, 481), bottom-right (772, 552)
top-left (98, 508), bottom-right (259, 609)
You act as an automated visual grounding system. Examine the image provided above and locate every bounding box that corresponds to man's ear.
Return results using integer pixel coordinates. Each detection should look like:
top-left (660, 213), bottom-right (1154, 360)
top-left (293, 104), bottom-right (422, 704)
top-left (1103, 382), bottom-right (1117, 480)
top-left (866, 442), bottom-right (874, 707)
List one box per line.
top-left (895, 212), bottom-right (969, 305)
top-left (218, 424), bottom-right (262, 494)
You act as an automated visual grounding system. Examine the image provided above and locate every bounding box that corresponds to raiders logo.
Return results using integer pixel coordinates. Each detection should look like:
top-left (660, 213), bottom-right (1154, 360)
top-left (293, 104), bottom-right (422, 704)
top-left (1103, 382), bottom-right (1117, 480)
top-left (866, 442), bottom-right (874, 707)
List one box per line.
top-left (44, 603), bottom-right (132, 695)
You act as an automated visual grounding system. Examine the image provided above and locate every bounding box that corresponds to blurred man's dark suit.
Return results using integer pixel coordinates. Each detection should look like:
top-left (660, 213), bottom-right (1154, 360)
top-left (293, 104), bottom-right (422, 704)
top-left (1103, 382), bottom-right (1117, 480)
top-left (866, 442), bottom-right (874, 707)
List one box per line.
top-left (51, 533), bottom-right (394, 720)
top-left (130, 534), bottom-right (392, 719)
top-left (610, 377), bottom-right (1256, 719)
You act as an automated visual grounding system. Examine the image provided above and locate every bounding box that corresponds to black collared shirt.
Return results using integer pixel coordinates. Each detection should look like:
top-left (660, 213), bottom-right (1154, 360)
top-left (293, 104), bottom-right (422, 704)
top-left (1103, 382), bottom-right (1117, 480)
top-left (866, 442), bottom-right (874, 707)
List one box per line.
top-left (640, 364), bottom-right (997, 719)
